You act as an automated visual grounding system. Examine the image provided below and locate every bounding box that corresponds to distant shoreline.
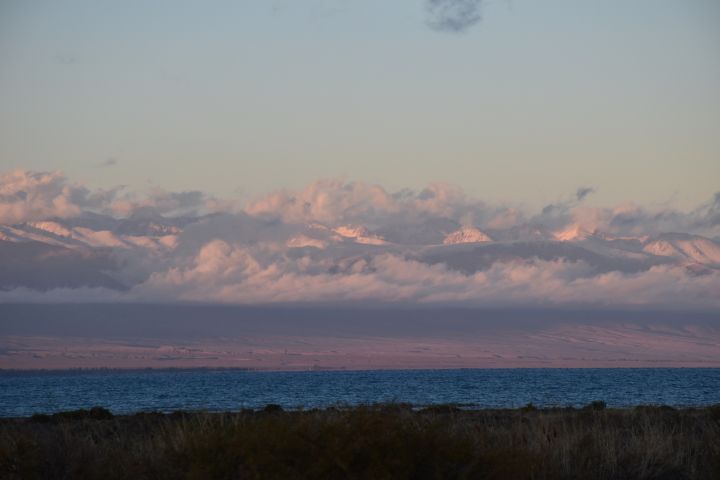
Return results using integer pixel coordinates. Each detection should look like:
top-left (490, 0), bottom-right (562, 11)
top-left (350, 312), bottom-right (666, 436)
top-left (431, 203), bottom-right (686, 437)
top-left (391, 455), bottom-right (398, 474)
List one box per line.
top-left (3, 365), bottom-right (720, 373)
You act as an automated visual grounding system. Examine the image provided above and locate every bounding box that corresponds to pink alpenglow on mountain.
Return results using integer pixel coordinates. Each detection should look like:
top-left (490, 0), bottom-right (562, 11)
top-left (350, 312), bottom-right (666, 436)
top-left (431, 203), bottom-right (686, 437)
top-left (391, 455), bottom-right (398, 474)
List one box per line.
top-left (443, 227), bottom-right (493, 245)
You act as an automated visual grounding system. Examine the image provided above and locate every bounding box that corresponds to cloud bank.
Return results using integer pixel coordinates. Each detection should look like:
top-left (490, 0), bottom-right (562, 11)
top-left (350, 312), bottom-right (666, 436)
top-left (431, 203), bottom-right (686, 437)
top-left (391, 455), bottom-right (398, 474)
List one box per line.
top-left (1, 169), bottom-right (719, 310)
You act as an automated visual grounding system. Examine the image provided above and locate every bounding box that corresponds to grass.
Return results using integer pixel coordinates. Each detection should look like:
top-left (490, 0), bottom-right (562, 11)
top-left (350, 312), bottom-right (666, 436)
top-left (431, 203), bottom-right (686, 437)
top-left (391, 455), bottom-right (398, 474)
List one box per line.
top-left (1, 403), bottom-right (719, 479)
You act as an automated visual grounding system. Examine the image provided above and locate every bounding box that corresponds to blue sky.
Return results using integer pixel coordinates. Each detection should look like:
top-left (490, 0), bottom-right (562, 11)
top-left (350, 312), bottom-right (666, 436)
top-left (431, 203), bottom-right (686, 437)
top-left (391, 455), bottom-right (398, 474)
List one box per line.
top-left (1, 0), bottom-right (718, 209)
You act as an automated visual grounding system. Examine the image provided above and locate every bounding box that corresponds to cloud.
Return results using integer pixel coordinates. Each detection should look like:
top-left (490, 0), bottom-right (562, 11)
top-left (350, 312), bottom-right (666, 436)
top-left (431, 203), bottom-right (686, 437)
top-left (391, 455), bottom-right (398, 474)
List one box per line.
top-left (244, 178), bottom-right (486, 230)
top-left (1, 169), bottom-right (719, 309)
top-left (576, 187), bottom-right (595, 201)
top-left (0, 170), bottom-right (116, 224)
top-left (2, 170), bottom-right (717, 241)
top-left (127, 245), bottom-right (720, 308)
top-left (97, 158), bottom-right (118, 168)
top-left (3, 243), bottom-right (719, 309)
top-left (691, 191), bottom-right (720, 233)
top-left (0, 170), bottom-right (226, 223)
top-left (110, 189), bottom-right (213, 218)
top-left (426, 0), bottom-right (483, 33)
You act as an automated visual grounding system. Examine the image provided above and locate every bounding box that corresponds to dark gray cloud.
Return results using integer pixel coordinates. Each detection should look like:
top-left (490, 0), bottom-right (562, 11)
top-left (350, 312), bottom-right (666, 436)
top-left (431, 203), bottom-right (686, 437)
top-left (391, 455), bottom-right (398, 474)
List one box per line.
top-left (576, 187), bottom-right (595, 202)
top-left (426, 0), bottom-right (483, 33)
top-left (696, 191), bottom-right (720, 228)
top-left (537, 187), bottom-right (595, 227)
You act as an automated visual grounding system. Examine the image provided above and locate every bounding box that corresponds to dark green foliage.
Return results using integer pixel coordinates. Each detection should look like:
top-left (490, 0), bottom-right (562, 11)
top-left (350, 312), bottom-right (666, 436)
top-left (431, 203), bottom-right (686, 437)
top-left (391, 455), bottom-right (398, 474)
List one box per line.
top-left (0, 405), bottom-right (718, 479)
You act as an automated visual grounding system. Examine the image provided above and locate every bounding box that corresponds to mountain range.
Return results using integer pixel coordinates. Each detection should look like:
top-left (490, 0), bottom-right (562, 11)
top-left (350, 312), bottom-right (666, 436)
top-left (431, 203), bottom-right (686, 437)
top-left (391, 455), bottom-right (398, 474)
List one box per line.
top-left (2, 211), bottom-right (718, 293)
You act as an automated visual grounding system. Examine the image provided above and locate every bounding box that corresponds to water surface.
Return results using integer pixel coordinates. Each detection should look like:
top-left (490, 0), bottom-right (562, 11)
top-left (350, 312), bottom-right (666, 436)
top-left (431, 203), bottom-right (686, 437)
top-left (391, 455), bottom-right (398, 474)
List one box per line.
top-left (1, 368), bottom-right (719, 417)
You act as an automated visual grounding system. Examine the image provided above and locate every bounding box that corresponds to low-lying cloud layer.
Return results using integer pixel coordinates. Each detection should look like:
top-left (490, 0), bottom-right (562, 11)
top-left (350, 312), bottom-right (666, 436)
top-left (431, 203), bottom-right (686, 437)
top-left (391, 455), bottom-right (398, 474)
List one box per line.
top-left (1, 169), bottom-right (719, 309)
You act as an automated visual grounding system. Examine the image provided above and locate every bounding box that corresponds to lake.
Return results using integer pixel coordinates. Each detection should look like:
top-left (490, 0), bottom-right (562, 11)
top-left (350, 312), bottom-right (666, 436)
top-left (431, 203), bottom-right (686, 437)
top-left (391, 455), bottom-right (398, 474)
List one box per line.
top-left (1, 368), bottom-right (719, 417)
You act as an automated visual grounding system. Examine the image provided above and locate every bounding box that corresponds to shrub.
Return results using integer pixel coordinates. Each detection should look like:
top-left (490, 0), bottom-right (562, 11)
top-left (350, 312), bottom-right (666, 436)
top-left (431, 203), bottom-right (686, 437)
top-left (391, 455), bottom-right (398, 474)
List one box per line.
top-left (261, 404), bottom-right (284, 414)
top-left (584, 400), bottom-right (606, 411)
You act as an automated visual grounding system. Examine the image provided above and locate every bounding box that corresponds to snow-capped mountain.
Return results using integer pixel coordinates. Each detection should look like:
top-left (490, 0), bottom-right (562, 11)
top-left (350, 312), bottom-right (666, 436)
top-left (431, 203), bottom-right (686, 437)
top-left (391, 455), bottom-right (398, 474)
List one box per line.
top-left (643, 233), bottom-right (720, 266)
top-left (2, 206), bottom-right (719, 294)
top-left (443, 227), bottom-right (493, 245)
top-left (332, 225), bottom-right (387, 245)
top-left (286, 234), bottom-right (328, 250)
top-left (554, 224), bottom-right (595, 241)
top-left (0, 214), bottom-right (201, 252)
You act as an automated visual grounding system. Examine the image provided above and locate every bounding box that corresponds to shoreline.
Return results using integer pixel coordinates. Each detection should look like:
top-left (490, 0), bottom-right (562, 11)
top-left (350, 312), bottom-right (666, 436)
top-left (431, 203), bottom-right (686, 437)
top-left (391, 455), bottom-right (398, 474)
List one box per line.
top-left (4, 365), bottom-right (720, 373)
top-left (4, 400), bottom-right (720, 420)
top-left (3, 402), bottom-right (720, 419)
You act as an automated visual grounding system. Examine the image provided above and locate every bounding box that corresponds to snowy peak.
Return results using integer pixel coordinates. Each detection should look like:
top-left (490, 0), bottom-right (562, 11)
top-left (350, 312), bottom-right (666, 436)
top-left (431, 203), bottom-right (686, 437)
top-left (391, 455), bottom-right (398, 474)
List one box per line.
top-left (332, 225), bottom-right (387, 245)
top-left (443, 227), bottom-right (493, 245)
top-left (287, 234), bottom-right (327, 249)
top-left (27, 221), bottom-right (73, 238)
top-left (1, 220), bottom-right (179, 252)
top-left (643, 234), bottom-right (720, 266)
top-left (554, 224), bottom-right (594, 242)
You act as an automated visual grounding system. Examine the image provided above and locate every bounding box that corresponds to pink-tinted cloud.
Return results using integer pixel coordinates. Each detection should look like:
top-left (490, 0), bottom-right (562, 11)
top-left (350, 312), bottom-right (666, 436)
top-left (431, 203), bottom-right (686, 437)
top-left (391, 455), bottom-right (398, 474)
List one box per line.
top-left (0, 170), bottom-right (226, 224)
top-left (0, 170), bottom-right (116, 224)
top-left (1, 169), bottom-right (719, 309)
top-left (123, 241), bottom-right (720, 309)
top-left (244, 178), bottom-right (484, 226)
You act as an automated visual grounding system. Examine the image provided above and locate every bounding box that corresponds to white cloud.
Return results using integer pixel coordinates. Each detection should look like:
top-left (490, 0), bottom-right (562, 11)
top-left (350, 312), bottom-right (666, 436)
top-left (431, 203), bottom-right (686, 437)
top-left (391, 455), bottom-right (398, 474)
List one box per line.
top-left (1, 169), bottom-right (719, 309)
top-left (0, 170), bottom-right (227, 224)
top-left (244, 178), bottom-right (486, 227)
top-left (0, 170), bottom-right (116, 224)
top-left (123, 241), bottom-right (720, 309)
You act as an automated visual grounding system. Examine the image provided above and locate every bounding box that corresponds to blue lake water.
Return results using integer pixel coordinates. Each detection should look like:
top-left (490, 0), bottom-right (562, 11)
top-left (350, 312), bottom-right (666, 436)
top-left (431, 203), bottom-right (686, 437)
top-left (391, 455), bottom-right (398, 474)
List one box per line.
top-left (1, 368), bottom-right (719, 417)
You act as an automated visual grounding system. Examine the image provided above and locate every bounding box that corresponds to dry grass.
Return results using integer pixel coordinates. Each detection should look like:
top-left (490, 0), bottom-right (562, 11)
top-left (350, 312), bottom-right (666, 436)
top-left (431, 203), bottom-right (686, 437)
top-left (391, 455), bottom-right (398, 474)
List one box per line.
top-left (1, 404), bottom-right (719, 479)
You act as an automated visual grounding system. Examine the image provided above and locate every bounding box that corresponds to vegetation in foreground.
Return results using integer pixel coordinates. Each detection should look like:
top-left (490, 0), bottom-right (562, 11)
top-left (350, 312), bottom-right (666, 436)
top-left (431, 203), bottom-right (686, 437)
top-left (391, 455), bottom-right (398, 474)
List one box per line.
top-left (1, 403), bottom-right (719, 480)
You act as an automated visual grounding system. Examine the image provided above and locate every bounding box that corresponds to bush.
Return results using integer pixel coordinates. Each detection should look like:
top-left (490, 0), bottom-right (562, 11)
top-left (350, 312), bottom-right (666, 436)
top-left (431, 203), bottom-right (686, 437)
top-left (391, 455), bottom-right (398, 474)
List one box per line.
top-left (52, 407), bottom-right (114, 421)
top-left (584, 400), bottom-right (607, 411)
top-left (261, 404), bottom-right (284, 414)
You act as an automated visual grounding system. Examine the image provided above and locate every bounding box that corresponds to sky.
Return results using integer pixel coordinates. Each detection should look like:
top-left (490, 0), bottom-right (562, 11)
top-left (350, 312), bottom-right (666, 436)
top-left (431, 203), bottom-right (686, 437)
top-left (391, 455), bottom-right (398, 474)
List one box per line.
top-left (1, 1), bottom-right (719, 370)
top-left (1, 0), bottom-right (719, 210)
